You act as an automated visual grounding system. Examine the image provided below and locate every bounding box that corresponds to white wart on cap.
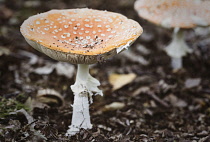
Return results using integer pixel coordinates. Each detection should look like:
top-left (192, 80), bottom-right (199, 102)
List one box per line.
top-left (134, 0), bottom-right (210, 28)
top-left (20, 8), bottom-right (143, 64)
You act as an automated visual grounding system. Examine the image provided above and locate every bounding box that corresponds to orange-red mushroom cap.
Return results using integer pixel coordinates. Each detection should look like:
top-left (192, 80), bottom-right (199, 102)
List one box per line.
top-left (20, 8), bottom-right (143, 64)
top-left (134, 0), bottom-right (210, 28)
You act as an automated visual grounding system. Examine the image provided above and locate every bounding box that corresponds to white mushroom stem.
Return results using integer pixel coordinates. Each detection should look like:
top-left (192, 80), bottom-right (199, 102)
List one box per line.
top-left (66, 64), bottom-right (103, 136)
top-left (171, 57), bottom-right (182, 70)
top-left (165, 28), bottom-right (192, 69)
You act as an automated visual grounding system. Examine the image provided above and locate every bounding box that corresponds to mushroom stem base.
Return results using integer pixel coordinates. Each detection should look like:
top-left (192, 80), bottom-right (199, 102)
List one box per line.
top-left (66, 92), bottom-right (92, 136)
top-left (171, 57), bottom-right (182, 70)
top-left (66, 64), bottom-right (103, 136)
top-left (165, 28), bottom-right (192, 69)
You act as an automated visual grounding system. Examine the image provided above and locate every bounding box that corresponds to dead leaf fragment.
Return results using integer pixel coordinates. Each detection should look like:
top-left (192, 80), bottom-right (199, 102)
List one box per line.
top-left (33, 63), bottom-right (54, 75)
top-left (37, 89), bottom-right (64, 107)
top-left (10, 109), bottom-right (35, 128)
top-left (18, 50), bottom-right (38, 65)
top-left (97, 124), bottom-right (112, 131)
top-left (25, 97), bottom-right (49, 110)
top-left (164, 94), bottom-right (187, 108)
top-left (120, 51), bottom-right (149, 65)
top-left (185, 78), bottom-right (201, 89)
top-left (102, 102), bottom-right (125, 112)
top-left (0, 46), bottom-right (10, 56)
top-left (136, 44), bottom-right (151, 55)
top-left (132, 86), bottom-right (150, 96)
top-left (109, 73), bottom-right (136, 91)
top-left (33, 62), bottom-right (75, 78)
top-left (55, 62), bottom-right (75, 79)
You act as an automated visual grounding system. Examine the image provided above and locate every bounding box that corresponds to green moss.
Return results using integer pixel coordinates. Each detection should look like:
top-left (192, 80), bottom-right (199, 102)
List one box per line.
top-left (0, 95), bottom-right (29, 118)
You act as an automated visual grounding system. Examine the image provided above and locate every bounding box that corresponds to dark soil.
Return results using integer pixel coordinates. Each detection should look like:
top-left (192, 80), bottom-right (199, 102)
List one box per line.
top-left (0, 0), bottom-right (210, 142)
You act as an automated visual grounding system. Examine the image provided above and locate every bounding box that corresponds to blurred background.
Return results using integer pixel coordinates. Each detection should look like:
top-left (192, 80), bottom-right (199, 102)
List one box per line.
top-left (0, 0), bottom-right (210, 141)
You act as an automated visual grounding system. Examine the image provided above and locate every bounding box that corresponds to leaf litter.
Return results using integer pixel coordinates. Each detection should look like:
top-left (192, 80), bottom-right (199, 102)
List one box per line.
top-left (0, 0), bottom-right (210, 141)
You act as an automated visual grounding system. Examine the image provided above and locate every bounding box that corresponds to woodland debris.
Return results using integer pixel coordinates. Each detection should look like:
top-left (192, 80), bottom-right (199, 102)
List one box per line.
top-left (102, 102), bottom-right (125, 112)
top-left (136, 44), bottom-right (151, 55)
top-left (37, 88), bottom-right (64, 107)
top-left (33, 62), bottom-right (75, 78)
top-left (120, 51), bottom-right (149, 65)
top-left (185, 78), bottom-right (201, 89)
top-left (147, 92), bottom-right (170, 108)
top-left (164, 94), bottom-right (187, 108)
top-left (109, 73), bottom-right (136, 91)
top-left (0, 46), bottom-right (10, 56)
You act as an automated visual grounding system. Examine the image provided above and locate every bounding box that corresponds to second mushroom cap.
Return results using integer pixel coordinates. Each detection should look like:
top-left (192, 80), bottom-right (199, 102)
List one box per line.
top-left (134, 0), bottom-right (210, 28)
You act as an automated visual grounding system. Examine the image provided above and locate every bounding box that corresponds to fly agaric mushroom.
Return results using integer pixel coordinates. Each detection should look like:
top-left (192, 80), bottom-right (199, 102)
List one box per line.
top-left (20, 8), bottom-right (143, 136)
top-left (134, 0), bottom-right (210, 69)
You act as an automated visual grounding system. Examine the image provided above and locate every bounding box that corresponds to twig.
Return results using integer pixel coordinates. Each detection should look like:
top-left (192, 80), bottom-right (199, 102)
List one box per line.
top-left (147, 92), bottom-right (170, 108)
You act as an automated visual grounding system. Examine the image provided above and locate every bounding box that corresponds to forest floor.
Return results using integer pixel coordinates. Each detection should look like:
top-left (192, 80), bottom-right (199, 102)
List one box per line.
top-left (0, 0), bottom-right (210, 141)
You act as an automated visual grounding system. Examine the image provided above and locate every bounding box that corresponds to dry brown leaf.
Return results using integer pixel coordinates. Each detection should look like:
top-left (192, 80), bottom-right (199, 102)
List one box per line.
top-left (102, 102), bottom-right (125, 112)
top-left (0, 46), bottom-right (10, 56)
top-left (109, 73), bottom-right (136, 91)
top-left (132, 86), bottom-right (150, 96)
top-left (36, 89), bottom-right (64, 107)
